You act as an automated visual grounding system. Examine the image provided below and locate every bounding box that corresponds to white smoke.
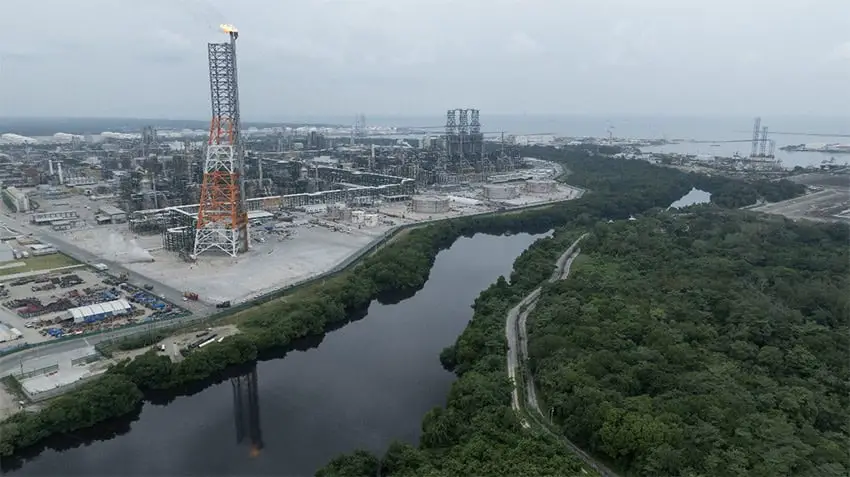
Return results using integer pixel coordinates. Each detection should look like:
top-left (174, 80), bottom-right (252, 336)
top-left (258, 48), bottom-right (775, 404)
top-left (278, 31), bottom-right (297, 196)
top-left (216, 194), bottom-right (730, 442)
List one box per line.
top-left (102, 233), bottom-right (155, 263)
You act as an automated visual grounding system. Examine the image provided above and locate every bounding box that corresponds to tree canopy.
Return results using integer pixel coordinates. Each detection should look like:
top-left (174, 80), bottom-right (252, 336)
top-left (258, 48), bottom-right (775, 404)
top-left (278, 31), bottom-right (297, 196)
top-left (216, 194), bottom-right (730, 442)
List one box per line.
top-left (528, 209), bottom-right (849, 477)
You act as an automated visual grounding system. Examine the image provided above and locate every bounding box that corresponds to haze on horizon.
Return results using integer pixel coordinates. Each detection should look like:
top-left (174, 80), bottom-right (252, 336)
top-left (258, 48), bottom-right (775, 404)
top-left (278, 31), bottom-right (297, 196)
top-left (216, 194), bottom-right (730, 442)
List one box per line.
top-left (1, 0), bottom-right (848, 121)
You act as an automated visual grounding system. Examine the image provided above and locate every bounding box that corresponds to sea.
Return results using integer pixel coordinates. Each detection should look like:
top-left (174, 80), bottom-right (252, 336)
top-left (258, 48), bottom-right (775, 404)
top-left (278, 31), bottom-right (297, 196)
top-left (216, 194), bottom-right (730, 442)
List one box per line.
top-left (299, 114), bottom-right (850, 169)
top-left (10, 114), bottom-right (850, 169)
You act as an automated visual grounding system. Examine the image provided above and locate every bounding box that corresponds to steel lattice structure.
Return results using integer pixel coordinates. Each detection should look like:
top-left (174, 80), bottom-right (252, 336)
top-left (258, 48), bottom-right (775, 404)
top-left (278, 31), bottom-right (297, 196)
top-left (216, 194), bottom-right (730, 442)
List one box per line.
top-left (194, 26), bottom-right (249, 258)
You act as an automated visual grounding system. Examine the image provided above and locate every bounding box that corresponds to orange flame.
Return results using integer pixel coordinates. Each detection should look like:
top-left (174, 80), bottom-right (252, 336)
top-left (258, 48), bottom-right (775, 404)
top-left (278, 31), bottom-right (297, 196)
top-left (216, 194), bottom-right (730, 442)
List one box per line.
top-left (220, 24), bottom-right (238, 34)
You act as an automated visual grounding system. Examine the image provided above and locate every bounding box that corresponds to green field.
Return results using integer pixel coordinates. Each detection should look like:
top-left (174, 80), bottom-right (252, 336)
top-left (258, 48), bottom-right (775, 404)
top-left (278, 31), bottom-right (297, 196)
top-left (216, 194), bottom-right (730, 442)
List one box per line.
top-left (0, 254), bottom-right (80, 277)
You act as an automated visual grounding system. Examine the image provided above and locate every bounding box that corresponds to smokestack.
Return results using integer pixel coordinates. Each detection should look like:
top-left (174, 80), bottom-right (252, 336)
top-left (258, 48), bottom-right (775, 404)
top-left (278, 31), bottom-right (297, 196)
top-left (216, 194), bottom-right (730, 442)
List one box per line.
top-left (48, 160), bottom-right (54, 175)
top-left (57, 162), bottom-right (64, 185)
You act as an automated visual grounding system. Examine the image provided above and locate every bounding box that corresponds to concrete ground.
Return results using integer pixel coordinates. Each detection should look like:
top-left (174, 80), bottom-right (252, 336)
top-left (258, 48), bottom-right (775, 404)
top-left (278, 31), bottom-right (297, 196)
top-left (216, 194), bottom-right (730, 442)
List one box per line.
top-left (124, 225), bottom-right (390, 304)
top-left (751, 188), bottom-right (850, 223)
top-left (788, 171), bottom-right (850, 188)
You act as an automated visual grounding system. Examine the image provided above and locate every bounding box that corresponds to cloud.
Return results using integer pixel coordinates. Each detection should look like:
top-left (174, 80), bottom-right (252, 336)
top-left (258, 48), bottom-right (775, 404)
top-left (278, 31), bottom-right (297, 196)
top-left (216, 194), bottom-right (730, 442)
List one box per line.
top-left (828, 41), bottom-right (850, 61)
top-left (505, 32), bottom-right (543, 55)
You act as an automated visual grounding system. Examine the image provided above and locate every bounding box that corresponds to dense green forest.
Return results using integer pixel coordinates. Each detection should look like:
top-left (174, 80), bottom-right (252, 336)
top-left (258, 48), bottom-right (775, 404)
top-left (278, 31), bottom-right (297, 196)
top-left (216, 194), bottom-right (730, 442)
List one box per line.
top-left (0, 147), bottom-right (806, 462)
top-left (315, 155), bottom-right (810, 476)
top-left (528, 210), bottom-right (849, 477)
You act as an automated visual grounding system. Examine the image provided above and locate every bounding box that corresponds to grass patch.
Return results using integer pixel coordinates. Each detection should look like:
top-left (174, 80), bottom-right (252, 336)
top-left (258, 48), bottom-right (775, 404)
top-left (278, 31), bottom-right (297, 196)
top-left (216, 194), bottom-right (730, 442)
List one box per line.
top-left (1, 375), bottom-right (27, 403)
top-left (569, 253), bottom-right (590, 271)
top-left (0, 254), bottom-right (80, 277)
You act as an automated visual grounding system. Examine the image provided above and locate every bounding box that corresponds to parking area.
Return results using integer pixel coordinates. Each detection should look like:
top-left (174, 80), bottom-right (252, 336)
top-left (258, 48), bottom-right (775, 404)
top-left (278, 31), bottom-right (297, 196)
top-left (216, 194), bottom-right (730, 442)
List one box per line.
top-left (0, 267), bottom-right (188, 351)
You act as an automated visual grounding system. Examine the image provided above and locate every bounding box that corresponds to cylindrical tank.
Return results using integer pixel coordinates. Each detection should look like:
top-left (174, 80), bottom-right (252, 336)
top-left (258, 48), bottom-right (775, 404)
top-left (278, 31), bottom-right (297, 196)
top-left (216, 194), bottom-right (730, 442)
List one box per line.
top-left (482, 184), bottom-right (519, 200)
top-left (525, 180), bottom-right (557, 194)
top-left (412, 196), bottom-right (450, 213)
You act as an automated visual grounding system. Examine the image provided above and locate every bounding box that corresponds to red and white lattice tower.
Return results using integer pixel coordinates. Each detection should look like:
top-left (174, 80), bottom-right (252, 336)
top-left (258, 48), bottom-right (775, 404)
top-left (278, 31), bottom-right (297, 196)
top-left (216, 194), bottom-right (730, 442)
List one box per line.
top-left (193, 24), bottom-right (249, 258)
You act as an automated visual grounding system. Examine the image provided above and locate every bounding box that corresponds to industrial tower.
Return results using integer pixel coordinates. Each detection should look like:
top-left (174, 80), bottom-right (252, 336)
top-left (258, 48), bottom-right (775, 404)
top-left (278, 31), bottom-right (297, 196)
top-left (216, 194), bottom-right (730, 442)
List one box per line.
top-left (194, 24), bottom-right (249, 258)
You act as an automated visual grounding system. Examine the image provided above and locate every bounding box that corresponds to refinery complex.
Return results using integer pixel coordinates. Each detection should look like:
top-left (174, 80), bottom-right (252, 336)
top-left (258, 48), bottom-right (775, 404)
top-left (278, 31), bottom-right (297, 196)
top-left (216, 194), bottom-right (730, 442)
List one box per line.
top-left (0, 23), bottom-right (581, 381)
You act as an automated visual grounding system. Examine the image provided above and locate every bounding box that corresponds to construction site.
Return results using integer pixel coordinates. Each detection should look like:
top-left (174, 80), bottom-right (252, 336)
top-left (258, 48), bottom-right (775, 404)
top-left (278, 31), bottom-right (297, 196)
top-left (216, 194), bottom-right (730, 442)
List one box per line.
top-left (751, 170), bottom-right (850, 223)
top-left (0, 24), bottom-right (579, 306)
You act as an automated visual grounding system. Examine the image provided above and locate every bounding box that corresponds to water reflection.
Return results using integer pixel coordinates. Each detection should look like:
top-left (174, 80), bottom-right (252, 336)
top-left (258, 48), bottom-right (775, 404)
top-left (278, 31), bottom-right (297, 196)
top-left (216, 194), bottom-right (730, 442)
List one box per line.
top-left (231, 366), bottom-right (263, 457)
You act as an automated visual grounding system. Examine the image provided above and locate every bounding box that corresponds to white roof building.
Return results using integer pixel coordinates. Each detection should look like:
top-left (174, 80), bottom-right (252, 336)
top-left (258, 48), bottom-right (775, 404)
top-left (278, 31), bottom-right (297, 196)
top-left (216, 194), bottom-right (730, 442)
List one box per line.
top-left (65, 299), bottom-right (132, 324)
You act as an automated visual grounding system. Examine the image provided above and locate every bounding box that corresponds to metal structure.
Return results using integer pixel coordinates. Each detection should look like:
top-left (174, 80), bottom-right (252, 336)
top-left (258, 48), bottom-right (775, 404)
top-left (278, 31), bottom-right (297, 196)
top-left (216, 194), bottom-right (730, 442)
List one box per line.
top-left (750, 117), bottom-right (762, 158)
top-left (444, 109), bottom-right (457, 160)
top-left (747, 117), bottom-right (776, 159)
top-left (759, 126), bottom-right (769, 157)
top-left (443, 108), bottom-right (485, 172)
top-left (194, 24), bottom-right (249, 258)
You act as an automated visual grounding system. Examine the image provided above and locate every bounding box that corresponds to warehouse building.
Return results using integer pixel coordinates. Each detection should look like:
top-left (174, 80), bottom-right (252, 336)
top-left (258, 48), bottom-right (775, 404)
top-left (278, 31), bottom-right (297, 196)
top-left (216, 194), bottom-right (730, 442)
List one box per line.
top-left (31, 210), bottom-right (79, 225)
top-left (96, 205), bottom-right (127, 224)
top-left (64, 299), bottom-right (132, 324)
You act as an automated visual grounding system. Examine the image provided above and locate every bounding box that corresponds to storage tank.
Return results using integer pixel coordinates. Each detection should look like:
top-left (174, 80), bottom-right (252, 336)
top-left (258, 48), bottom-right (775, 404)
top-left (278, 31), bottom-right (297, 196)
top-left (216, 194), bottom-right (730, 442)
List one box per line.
top-left (412, 196), bottom-right (450, 214)
top-left (482, 184), bottom-right (520, 200)
top-left (525, 180), bottom-right (557, 194)
top-left (363, 214), bottom-right (379, 227)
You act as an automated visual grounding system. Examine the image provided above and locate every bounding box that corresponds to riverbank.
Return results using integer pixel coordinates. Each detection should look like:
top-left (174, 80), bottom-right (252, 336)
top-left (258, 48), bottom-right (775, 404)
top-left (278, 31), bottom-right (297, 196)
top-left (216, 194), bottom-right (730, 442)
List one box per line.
top-left (0, 146), bottom-right (806, 464)
top-left (315, 147), bottom-right (808, 476)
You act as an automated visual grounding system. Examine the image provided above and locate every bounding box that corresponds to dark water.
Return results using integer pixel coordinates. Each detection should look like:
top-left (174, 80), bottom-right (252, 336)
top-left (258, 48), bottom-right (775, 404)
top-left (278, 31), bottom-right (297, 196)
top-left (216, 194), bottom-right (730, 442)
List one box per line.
top-left (4, 232), bottom-right (543, 476)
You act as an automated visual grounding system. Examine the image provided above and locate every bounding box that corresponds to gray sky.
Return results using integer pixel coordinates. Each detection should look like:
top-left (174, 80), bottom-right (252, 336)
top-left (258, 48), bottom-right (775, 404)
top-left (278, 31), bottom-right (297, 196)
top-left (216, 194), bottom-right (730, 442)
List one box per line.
top-left (1, 0), bottom-right (848, 120)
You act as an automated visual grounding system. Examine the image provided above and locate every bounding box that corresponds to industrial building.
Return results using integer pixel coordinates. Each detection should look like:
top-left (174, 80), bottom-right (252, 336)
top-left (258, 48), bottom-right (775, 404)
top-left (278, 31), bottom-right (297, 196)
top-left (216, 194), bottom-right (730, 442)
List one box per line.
top-left (1, 186), bottom-right (30, 212)
top-left (63, 299), bottom-right (132, 324)
top-left (96, 204), bottom-right (127, 224)
top-left (16, 346), bottom-right (104, 402)
top-left (30, 210), bottom-right (79, 226)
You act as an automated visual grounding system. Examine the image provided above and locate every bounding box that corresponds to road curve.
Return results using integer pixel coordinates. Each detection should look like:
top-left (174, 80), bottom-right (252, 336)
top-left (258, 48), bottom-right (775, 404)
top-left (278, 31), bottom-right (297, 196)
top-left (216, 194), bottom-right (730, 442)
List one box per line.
top-left (506, 234), bottom-right (620, 477)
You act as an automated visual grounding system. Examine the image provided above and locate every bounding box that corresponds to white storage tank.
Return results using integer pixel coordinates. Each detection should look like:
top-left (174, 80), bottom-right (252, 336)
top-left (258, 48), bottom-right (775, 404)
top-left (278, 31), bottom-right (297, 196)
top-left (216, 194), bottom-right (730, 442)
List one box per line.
top-left (412, 196), bottom-right (450, 214)
top-left (482, 184), bottom-right (520, 200)
top-left (363, 214), bottom-right (379, 227)
top-left (525, 180), bottom-right (557, 194)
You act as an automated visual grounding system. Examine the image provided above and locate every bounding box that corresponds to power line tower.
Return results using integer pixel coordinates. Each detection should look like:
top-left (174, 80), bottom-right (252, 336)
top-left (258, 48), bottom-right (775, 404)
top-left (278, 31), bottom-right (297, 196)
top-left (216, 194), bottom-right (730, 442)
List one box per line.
top-left (194, 24), bottom-right (249, 258)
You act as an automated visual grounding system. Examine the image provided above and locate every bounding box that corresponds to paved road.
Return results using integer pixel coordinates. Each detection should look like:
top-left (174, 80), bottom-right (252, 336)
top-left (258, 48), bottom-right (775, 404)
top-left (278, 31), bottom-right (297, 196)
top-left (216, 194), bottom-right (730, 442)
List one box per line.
top-left (506, 234), bottom-right (620, 477)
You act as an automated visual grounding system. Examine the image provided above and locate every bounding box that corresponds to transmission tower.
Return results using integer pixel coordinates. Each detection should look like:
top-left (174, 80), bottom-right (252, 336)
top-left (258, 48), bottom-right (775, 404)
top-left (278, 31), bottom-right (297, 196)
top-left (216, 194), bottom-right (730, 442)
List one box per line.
top-left (194, 24), bottom-right (249, 258)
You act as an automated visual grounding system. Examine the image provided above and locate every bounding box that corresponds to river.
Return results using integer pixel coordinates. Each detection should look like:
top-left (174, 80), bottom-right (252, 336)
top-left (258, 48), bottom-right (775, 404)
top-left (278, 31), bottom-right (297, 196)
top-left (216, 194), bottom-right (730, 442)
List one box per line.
top-left (2, 232), bottom-right (544, 476)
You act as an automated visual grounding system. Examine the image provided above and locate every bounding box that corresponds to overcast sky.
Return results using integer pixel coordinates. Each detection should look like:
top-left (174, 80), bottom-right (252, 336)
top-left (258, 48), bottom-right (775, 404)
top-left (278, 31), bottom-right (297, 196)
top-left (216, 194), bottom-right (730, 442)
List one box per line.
top-left (1, 0), bottom-right (848, 120)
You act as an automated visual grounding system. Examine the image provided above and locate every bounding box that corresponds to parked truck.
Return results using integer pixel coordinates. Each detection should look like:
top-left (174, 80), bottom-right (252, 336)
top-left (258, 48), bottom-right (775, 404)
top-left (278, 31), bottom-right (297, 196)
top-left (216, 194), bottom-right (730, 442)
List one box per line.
top-left (183, 291), bottom-right (199, 301)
